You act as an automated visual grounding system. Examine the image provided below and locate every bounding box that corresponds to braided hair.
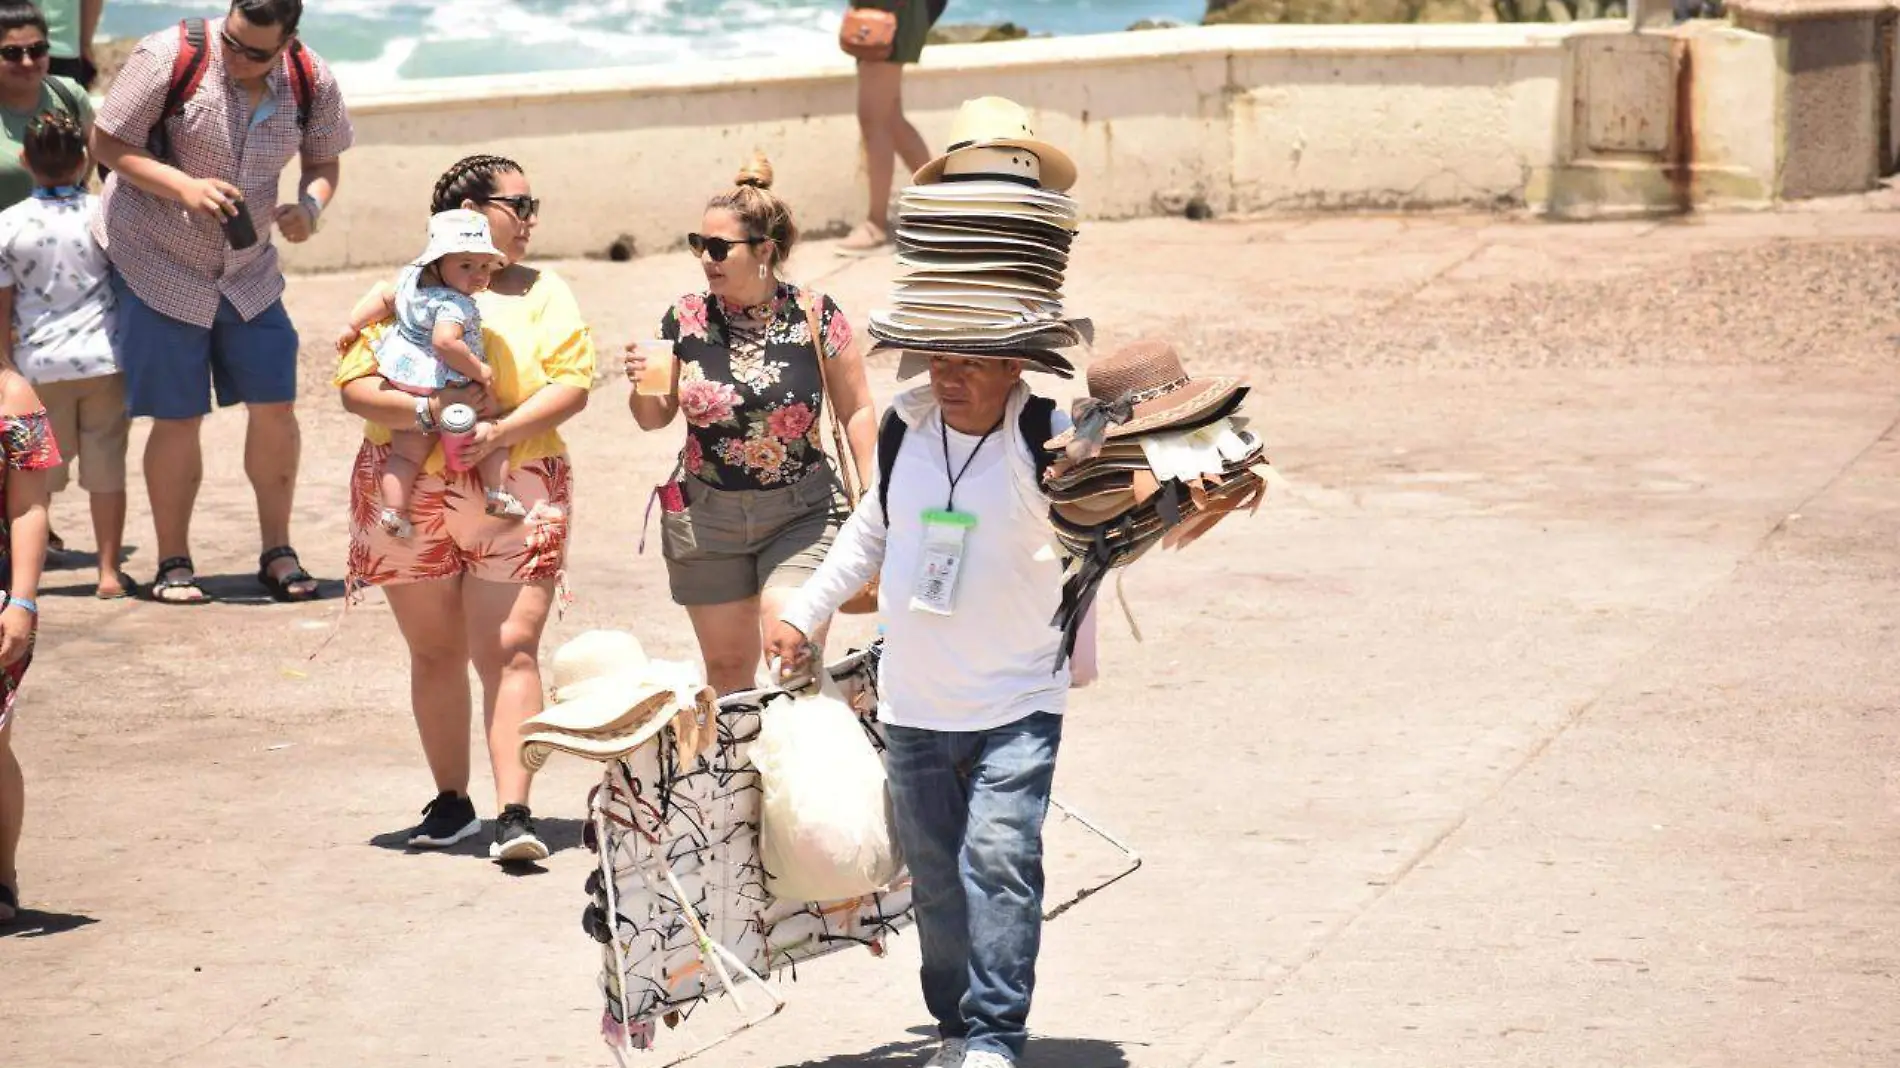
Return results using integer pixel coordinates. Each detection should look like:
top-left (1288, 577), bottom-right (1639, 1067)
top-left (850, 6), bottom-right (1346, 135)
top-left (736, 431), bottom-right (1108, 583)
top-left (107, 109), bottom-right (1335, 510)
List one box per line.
top-left (430, 154), bottom-right (523, 214)
top-left (707, 152), bottom-right (798, 268)
top-left (24, 111), bottom-right (87, 184)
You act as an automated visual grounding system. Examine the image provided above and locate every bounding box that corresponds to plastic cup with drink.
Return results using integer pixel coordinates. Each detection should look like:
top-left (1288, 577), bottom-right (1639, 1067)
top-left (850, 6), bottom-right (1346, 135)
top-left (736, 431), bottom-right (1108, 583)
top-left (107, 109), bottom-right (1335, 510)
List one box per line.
top-left (632, 340), bottom-right (675, 397)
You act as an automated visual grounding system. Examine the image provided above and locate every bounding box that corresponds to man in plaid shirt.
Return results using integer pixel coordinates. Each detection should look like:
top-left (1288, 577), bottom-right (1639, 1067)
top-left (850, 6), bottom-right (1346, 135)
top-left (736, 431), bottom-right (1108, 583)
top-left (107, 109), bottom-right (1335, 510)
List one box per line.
top-left (90, 0), bottom-right (351, 604)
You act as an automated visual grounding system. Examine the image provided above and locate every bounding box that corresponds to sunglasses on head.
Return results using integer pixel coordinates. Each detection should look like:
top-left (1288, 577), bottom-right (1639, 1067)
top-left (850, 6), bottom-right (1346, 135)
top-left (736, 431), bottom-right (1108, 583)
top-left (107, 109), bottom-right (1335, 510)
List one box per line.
top-left (479, 194), bottom-right (540, 221)
top-left (219, 28), bottom-right (285, 63)
top-left (687, 233), bottom-right (765, 262)
top-left (0, 41), bottom-right (50, 63)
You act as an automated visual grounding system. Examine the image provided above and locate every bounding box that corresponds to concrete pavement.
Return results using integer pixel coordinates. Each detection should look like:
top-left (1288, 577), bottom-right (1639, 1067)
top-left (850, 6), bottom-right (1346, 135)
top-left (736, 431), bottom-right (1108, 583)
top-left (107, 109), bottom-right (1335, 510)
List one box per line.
top-left (4, 205), bottom-right (1898, 1067)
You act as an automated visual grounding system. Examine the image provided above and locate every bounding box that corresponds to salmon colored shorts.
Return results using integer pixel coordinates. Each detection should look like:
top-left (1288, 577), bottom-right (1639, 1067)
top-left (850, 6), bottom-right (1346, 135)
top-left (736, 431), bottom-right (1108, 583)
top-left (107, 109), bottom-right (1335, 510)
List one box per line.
top-left (346, 440), bottom-right (573, 589)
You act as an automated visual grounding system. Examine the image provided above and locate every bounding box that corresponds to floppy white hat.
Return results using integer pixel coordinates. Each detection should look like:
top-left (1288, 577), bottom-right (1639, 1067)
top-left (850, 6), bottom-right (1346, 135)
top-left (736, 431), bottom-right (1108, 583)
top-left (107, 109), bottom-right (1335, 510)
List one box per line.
top-left (413, 208), bottom-right (506, 269)
top-left (912, 97), bottom-right (1078, 192)
top-left (522, 630), bottom-right (708, 741)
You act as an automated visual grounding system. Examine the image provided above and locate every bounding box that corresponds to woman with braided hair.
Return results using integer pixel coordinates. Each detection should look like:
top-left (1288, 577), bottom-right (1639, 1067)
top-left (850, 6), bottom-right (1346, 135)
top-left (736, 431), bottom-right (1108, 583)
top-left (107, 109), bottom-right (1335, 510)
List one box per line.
top-left (336, 154), bottom-right (597, 865)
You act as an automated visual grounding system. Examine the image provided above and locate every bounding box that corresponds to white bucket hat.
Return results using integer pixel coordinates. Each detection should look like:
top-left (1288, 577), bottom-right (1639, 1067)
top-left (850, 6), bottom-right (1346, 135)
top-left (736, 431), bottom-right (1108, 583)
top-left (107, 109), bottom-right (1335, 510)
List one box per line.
top-left (413, 208), bottom-right (506, 268)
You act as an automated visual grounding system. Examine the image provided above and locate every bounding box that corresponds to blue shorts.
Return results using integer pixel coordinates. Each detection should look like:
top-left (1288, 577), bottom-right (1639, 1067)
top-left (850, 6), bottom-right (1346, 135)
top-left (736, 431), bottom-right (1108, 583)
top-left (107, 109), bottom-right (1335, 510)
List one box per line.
top-left (110, 270), bottom-right (300, 420)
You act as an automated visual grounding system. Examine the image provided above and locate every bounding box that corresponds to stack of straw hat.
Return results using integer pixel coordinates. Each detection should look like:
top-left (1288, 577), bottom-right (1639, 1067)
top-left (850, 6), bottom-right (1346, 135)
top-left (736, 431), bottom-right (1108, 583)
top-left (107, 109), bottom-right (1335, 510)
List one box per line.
top-left (1041, 339), bottom-right (1271, 663)
top-left (868, 96), bottom-right (1090, 379)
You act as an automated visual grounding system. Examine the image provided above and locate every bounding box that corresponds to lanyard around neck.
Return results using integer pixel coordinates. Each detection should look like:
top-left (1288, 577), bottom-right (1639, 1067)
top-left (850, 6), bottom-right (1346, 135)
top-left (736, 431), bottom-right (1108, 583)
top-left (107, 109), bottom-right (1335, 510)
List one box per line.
top-left (940, 413), bottom-right (1005, 512)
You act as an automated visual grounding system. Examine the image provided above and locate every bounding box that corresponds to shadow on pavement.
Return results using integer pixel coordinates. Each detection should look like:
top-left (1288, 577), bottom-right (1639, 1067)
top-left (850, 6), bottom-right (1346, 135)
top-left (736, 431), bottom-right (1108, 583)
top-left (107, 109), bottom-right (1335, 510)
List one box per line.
top-left (780, 1028), bottom-right (1134, 1068)
top-left (367, 817), bottom-right (589, 871)
top-left (190, 572), bottom-right (350, 606)
top-left (1, 907), bottom-right (100, 939)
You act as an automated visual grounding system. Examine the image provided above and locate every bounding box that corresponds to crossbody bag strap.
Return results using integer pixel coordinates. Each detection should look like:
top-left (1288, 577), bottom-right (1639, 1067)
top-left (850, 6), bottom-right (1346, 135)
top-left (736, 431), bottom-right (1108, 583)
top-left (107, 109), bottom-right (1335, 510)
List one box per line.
top-left (805, 290), bottom-right (862, 507)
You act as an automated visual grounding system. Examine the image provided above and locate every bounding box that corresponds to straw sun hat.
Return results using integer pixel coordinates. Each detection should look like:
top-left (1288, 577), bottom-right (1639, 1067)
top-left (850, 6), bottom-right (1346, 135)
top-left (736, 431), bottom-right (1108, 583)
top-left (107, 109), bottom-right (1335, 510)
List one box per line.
top-left (517, 631), bottom-right (714, 771)
top-left (1045, 339), bottom-right (1247, 452)
top-left (912, 96), bottom-right (1078, 192)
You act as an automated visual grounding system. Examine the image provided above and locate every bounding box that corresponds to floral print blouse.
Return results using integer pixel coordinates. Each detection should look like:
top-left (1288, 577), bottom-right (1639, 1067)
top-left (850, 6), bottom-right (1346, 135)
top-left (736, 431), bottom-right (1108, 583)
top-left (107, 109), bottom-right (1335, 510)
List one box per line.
top-left (659, 283), bottom-right (853, 491)
top-left (0, 409), bottom-right (60, 589)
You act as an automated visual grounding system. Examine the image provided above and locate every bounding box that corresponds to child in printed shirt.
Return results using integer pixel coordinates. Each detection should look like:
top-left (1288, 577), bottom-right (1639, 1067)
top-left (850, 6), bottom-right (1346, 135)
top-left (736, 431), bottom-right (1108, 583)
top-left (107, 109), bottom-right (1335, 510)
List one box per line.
top-left (340, 209), bottom-right (525, 537)
top-left (0, 112), bottom-right (127, 600)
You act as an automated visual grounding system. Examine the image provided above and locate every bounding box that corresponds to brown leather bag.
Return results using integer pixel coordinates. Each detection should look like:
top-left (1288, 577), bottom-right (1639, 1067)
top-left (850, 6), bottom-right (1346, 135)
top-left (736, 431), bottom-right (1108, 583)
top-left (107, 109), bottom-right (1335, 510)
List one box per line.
top-left (807, 294), bottom-right (880, 615)
top-left (838, 6), bottom-right (897, 61)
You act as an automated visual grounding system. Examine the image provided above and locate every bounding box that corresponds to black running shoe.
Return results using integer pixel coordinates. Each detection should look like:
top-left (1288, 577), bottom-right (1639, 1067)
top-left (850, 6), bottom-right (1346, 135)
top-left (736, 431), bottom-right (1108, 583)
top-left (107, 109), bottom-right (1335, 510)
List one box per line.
top-left (491, 803), bottom-right (550, 863)
top-left (407, 791), bottom-right (480, 848)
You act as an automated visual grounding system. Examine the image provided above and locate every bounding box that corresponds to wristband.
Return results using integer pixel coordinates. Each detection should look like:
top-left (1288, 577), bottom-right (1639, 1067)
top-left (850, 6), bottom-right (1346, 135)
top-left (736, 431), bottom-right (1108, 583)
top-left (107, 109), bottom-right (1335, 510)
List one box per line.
top-left (301, 192), bottom-right (324, 233)
top-left (7, 596), bottom-right (37, 615)
top-left (415, 395), bottom-right (437, 434)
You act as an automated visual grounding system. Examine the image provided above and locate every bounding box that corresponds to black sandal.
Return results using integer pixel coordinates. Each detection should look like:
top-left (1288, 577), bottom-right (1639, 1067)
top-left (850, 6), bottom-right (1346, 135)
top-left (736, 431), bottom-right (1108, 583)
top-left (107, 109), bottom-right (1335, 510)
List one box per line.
top-left (257, 546), bottom-right (320, 603)
top-left (148, 556), bottom-right (212, 606)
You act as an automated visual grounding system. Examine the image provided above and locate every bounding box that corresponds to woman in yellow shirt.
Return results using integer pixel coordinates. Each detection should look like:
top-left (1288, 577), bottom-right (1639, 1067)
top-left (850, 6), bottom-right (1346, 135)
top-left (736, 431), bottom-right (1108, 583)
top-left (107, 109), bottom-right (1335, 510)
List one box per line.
top-left (335, 154), bottom-right (595, 866)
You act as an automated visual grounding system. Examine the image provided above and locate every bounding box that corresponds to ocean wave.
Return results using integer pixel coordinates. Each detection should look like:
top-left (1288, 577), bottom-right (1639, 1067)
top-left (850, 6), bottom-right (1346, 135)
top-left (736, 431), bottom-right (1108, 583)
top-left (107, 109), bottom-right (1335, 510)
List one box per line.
top-left (102, 0), bottom-right (1208, 86)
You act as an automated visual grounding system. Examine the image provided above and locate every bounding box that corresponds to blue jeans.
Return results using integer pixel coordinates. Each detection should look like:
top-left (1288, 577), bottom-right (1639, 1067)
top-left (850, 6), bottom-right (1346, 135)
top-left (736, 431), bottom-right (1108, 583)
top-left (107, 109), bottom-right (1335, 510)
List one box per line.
top-left (883, 712), bottom-right (1063, 1063)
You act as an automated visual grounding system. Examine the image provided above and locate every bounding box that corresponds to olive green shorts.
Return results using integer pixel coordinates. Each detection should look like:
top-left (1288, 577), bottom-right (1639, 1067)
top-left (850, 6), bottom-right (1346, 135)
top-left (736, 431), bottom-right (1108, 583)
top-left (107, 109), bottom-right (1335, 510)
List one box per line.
top-left (874, 0), bottom-right (942, 65)
top-left (661, 472), bottom-right (843, 606)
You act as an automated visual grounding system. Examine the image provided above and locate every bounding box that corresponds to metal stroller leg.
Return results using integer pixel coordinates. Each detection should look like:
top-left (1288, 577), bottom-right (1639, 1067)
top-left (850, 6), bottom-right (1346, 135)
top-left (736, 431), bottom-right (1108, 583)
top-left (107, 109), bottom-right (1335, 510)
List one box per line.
top-left (1042, 797), bottom-right (1144, 922)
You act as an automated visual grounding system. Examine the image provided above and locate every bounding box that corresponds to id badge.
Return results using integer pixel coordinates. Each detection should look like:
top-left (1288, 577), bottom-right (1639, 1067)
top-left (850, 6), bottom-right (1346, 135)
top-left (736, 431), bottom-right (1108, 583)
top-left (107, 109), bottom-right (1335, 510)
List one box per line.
top-left (909, 508), bottom-right (978, 616)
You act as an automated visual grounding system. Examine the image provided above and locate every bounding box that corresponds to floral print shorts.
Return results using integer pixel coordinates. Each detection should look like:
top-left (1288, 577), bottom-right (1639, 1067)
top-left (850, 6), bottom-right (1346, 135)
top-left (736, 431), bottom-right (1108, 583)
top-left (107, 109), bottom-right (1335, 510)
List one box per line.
top-left (346, 441), bottom-right (573, 590)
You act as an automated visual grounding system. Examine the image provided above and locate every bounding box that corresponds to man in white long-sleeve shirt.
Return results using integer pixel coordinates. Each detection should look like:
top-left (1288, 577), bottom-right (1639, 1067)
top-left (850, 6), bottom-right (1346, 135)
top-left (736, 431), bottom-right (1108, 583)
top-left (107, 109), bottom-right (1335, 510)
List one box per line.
top-left (767, 351), bottom-right (1080, 1068)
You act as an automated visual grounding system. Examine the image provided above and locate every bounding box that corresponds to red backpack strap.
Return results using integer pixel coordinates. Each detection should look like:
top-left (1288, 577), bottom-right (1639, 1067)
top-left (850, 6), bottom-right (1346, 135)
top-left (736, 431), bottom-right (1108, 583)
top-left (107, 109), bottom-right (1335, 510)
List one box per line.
top-left (285, 39), bottom-right (315, 132)
top-left (148, 18), bottom-right (210, 162)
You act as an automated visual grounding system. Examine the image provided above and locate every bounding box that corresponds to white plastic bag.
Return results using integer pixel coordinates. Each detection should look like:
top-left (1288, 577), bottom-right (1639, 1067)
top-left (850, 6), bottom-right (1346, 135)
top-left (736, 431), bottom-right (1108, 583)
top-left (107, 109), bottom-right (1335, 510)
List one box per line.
top-left (750, 688), bottom-right (904, 902)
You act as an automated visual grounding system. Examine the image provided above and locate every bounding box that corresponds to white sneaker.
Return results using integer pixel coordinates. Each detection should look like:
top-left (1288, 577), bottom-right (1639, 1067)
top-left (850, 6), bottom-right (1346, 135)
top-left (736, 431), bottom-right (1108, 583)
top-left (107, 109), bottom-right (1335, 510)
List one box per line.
top-left (922, 1038), bottom-right (966, 1068)
top-left (961, 1051), bottom-right (1015, 1068)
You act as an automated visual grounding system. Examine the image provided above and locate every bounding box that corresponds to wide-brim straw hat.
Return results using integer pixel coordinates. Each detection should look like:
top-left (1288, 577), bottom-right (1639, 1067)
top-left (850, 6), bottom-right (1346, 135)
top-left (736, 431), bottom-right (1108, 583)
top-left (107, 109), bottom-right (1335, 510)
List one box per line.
top-left (899, 211), bottom-right (1078, 243)
top-left (524, 629), bottom-right (706, 740)
top-left (892, 284), bottom-right (1064, 312)
top-left (894, 348), bottom-right (1077, 380)
top-left (869, 311), bottom-right (1084, 343)
top-left (897, 236), bottom-right (1070, 270)
top-left (897, 222), bottom-right (1074, 254)
top-left (1046, 339), bottom-right (1247, 450)
top-left (520, 686), bottom-right (717, 771)
top-left (912, 97), bottom-right (1078, 192)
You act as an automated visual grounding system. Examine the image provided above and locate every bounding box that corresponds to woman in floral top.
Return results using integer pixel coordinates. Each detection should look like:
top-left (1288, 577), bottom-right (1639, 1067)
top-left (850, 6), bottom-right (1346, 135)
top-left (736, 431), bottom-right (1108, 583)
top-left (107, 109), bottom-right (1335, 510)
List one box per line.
top-left (626, 155), bottom-right (876, 694)
top-left (0, 357), bottom-right (56, 924)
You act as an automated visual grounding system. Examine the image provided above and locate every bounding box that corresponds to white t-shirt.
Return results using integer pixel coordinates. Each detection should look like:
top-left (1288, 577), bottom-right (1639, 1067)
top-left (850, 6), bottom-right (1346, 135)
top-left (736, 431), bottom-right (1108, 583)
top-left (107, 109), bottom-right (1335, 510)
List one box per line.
top-left (784, 401), bottom-right (1072, 732)
top-left (0, 190), bottom-right (115, 385)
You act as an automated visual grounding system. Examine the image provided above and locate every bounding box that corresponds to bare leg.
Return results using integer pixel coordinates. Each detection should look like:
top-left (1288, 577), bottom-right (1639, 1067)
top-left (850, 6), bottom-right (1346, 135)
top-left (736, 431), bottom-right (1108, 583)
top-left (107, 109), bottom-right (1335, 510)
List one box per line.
top-left (144, 415), bottom-right (203, 573)
top-left (891, 64), bottom-right (930, 175)
top-left (91, 490), bottom-right (127, 597)
top-left (385, 579), bottom-right (474, 796)
top-left (246, 402), bottom-right (315, 596)
top-left (462, 576), bottom-right (556, 810)
top-left (686, 597), bottom-right (767, 695)
top-left (844, 59), bottom-right (906, 252)
top-left (381, 431), bottom-right (432, 532)
top-left (0, 717), bottom-right (20, 919)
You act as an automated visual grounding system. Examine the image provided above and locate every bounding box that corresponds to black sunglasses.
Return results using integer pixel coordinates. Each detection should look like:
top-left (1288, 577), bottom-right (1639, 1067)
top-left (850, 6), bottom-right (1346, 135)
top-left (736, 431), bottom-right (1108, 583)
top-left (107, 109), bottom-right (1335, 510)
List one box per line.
top-left (0, 41), bottom-right (50, 63)
top-left (687, 233), bottom-right (766, 262)
top-left (220, 28), bottom-right (285, 63)
top-left (479, 194), bottom-right (540, 222)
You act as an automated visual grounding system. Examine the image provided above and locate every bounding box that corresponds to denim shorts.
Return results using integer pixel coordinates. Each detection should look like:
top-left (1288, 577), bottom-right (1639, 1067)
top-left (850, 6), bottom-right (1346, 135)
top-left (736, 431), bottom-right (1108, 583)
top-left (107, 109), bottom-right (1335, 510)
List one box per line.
top-left (110, 269), bottom-right (299, 419)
